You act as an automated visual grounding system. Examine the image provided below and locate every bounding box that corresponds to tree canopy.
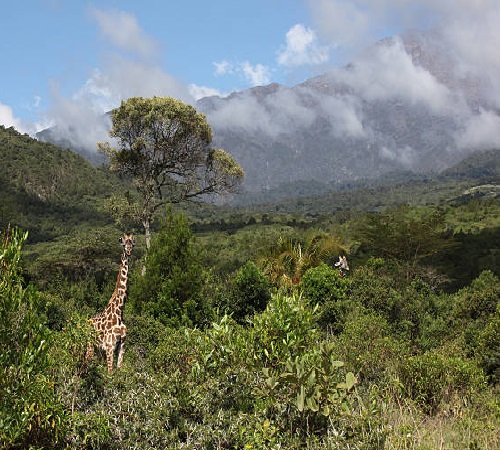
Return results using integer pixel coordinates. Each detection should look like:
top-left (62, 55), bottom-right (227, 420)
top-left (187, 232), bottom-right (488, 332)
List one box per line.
top-left (99, 96), bottom-right (244, 247)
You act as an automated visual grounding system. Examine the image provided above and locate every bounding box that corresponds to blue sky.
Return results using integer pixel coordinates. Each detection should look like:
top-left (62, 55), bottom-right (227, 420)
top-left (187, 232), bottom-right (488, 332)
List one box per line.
top-left (1, 0), bottom-right (500, 144)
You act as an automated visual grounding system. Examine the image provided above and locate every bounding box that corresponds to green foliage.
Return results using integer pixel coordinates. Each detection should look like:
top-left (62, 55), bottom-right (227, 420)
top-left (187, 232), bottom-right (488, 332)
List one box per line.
top-left (399, 351), bottom-right (486, 415)
top-left (259, 230), bottom-right (348, 288)
top-left (358, 205), bottom-right (455, 272)
top-left (451, 271), bottom-right (500, 365)
top-left (130, 209), bottom-right (211, 327)
top-left (302, 262), bottom-right (352, 332)
top-left (332, 310), bottom-right (408, 383)
top-left (475, 306), bottom-right (500, 383)
top-left (302, 262), bottom-right (351, 304)
top-left (0, 227), bottom-right (67, 448)
top-left (2, 124), bottom-right (499, 447)
top-left (23, 226), bottom-right (126, 288)
top-left (223, 261), bottom-right (272, 323)
top-left (452, 270), bottom-right (499, 325)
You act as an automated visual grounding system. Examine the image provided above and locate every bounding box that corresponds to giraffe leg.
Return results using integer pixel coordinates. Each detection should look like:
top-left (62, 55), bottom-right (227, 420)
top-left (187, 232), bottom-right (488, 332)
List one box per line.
top-left (106, 333), bottom-right (117, 374)
top-left (116, 324), bottom-right (127, 369)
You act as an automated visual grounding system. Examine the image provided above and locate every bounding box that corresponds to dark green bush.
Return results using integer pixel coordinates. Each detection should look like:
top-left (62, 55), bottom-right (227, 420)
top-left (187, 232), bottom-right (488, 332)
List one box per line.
top-left (224, 261), bottom-right (272, 323)
top-left (130, 209), bottom-right (212, 328)
top-left (302, 262), bottom-right (353, 332)
top-left (333, 309), bottom-right (408, 383)
top-left (475, 305), bottom-right (500, 383)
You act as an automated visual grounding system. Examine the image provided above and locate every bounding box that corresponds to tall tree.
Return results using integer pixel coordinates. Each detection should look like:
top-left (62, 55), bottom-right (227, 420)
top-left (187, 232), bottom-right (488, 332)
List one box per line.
top-left (99, 96), bottom-right (244, 248)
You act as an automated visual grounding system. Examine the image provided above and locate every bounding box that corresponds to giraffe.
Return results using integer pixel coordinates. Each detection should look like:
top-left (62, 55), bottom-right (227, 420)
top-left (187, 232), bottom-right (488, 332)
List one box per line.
top-left (334, 255), bottom-right (349, 277)
top-left (88, 232), bottom-right (135, 374)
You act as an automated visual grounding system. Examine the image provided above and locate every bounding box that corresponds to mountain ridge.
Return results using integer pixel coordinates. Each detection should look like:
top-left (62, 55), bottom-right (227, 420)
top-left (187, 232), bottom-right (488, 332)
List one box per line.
top-left (37, 29), bottom-right (500, 194)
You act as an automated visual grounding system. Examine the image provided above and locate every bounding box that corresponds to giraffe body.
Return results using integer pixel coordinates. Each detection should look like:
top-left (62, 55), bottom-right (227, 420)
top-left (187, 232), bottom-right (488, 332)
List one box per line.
top-left (89, 233), bottom-right (135, 373)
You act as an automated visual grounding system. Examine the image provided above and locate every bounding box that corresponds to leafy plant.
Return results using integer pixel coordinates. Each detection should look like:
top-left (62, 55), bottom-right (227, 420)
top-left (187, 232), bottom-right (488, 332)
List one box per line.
top-left (130, 208), bottom-right (212, 328)
top-left (302, 262), bottom-right (353, 332)
top-left (223, 261), bottom-right (272, 323)
top-left (0, 227), bottom-right (67, 448)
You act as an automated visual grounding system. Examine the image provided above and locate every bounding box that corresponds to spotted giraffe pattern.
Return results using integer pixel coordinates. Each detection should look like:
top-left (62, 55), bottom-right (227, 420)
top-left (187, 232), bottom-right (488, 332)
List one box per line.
top-left (90, 233), bottom-right (135, 373)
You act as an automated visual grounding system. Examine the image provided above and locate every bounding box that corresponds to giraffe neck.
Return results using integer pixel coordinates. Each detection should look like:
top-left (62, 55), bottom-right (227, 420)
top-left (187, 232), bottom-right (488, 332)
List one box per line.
top-left (108, 250), bottom-right (129, 317)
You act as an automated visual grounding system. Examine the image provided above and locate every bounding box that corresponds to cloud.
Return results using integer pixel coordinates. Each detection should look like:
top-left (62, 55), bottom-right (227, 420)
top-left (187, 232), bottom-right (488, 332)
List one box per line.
top-left (304, 0), bottom-right (500, 152)
top-left (206, 84), bottom-right (364, 141)
top-left (189, 84), bottom-right (224, 100)
top-left (337, 37), bottom-right (458, 114)
top-left (89, 55), bottom-right (192, 102)
top-left (214, 60), bottom-right (233, 76)
top-left (277, 24), bottom-right (329, 67)
top-left (41, 80), bottom-right (112, 152)
top-left (241, 62), bottom-right (271, 86)
top-left (89, 7), bottom-right (160, 60)
top-left (42, 9), bottom-right (194, 153)
top-left (213, 60), bottom-right (271, 87)
top-left (0, 101), bottom-right (24, 131)
top-left (456, 109), bottom-right (500, 150)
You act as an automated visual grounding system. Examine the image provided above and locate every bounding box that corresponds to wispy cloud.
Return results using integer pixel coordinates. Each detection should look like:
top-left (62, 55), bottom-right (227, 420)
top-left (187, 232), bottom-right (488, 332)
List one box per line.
top-left (241, 62), bottom-right (271, 86)
top-left (277, 24), bottom-right (329, 67)
top-left (214, 60), bottom-right (233, 77)
top-left (213, 60), bottom-right (271, 87)
top-left (189, 84), bottom-right (223, 100)
top-left (89, 7), bottom-right (160, 61)
top-left (41, 8), bottom-right (193, 152)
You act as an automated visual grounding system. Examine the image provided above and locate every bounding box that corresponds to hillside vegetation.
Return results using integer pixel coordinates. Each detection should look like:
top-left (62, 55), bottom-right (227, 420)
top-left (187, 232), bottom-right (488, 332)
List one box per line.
top-left (0, 127), bottom-right (499, 449)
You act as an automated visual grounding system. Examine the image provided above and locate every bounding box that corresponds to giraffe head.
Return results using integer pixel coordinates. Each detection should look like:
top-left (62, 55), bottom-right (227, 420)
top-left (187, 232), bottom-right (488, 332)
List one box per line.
top-left (119, 233), bottom-right (136, 256)
top-left (334, 255), bottom-right (349, 272)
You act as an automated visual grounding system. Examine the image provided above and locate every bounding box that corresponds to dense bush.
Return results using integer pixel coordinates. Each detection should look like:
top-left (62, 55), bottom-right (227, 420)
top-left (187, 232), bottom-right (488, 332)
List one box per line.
top-left (301, 262), bottom-right (352, 332)
top-left (129, 209), bottom-right (212, 328)
top-left (0, 228), bottom-right (67, 448)
top-left (474, 304), bottom-right (500, 383)
top-left (332, 309), bottom-right (408, 383)
top-left (222, 261), bottom-right (272, 323)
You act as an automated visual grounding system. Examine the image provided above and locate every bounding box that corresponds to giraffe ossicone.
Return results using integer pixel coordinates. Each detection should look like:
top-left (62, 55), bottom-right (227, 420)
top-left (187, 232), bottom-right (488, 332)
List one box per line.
top-left (88, 232), bottom-right (135, 374)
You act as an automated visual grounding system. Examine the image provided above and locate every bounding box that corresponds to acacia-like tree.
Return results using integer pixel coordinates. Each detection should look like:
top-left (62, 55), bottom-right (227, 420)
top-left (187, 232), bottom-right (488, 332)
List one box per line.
top-left (99, 96), bottom-right (244, 248)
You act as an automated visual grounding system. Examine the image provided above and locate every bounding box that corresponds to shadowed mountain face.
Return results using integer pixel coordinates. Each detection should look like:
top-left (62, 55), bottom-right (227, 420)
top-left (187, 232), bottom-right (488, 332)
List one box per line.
top-left (38, 30), bottom-right (499, 193)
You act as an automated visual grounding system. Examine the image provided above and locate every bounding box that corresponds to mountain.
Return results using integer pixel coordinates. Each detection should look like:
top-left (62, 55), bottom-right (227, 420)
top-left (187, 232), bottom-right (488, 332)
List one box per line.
top-left (37, 30), bottom-right (500, 194)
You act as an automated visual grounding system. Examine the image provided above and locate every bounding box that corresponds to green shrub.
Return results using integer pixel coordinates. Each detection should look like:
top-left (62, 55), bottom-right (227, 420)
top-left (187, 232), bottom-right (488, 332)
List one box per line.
top-left (475, 306), bottom-right (500, 383)
top-left (224, 261), bottom-right (272, 323)
top-left (399, 351), bottom-right (486, 415)
top-left (348, 258), bottom-right (401, 323)
top-left (451, 270), bottom-right (500, 359)
top-left (0, 227), bottom-right (67, 448)
top-left (302, 262), bottom-right (351, 304)
top-left (302, 263), bottom-right (353, 333)
top-left (333, 309), bottom-right (408, 383)
top-left (130, 209), bottom-right (212, 328)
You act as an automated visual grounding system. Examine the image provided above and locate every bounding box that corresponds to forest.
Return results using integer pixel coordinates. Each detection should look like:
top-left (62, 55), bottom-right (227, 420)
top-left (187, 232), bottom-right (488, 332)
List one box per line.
top-left (0, 123), bottom-right (499, 449)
